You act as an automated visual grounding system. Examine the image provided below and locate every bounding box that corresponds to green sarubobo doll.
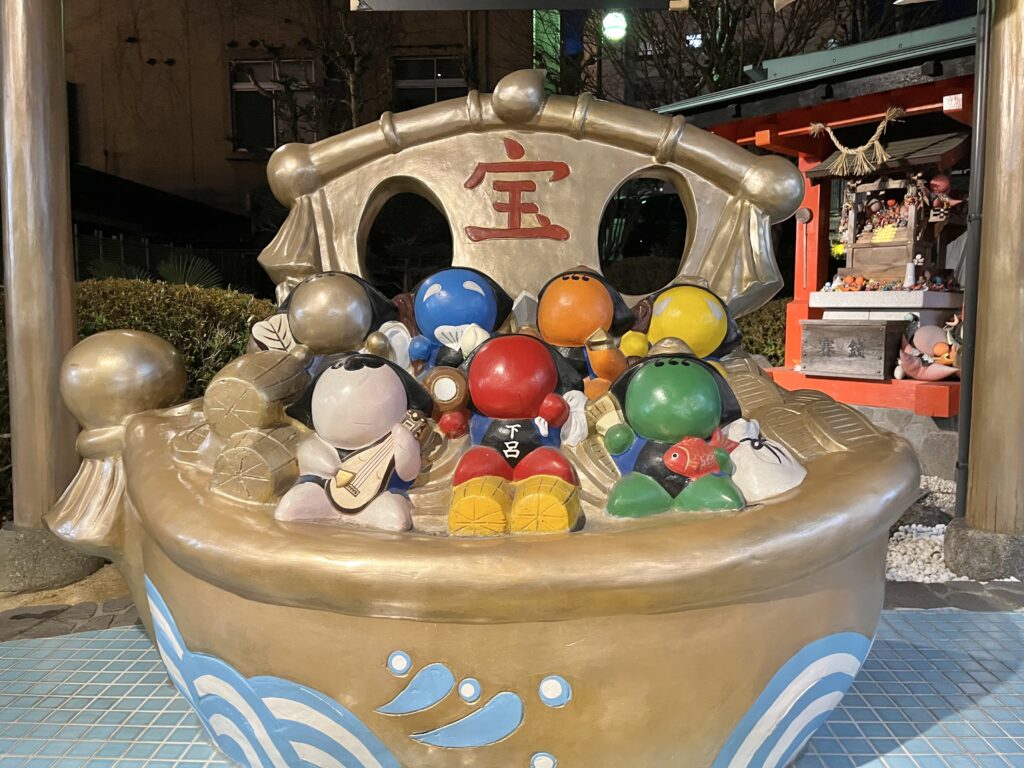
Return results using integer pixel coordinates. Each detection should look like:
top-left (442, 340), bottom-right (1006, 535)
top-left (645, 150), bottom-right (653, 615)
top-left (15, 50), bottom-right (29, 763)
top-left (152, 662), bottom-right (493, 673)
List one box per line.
top-left (603, 354), bottom-right (746, 518)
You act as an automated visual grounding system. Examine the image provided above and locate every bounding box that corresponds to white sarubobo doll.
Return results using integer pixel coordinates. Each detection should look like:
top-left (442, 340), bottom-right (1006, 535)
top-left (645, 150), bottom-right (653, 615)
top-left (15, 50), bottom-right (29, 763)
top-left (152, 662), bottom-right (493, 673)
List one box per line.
top-left (276, 353), bottom-right (434, 532)
top-left (723, 418), bottom-right (807, 503)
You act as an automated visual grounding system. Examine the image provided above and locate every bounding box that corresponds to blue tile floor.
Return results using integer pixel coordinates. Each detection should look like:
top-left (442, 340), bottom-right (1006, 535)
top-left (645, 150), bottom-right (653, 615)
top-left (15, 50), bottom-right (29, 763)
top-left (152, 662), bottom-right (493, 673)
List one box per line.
top-left (0, 610), bottom-right (1023, 767)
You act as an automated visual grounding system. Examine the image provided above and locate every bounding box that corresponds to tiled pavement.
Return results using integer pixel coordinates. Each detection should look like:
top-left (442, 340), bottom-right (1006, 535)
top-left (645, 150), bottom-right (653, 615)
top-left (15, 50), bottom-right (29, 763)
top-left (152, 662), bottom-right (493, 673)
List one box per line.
top-left (0, 610), bottom-right (1022, 767)
top-left (0, 627), bottom-right (226, 767)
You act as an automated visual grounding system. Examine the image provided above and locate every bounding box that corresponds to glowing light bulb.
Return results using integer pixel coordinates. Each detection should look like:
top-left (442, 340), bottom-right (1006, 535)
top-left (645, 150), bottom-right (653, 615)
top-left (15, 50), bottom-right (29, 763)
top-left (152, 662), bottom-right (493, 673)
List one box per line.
top-left (603, 11), bottom-right (627, 42)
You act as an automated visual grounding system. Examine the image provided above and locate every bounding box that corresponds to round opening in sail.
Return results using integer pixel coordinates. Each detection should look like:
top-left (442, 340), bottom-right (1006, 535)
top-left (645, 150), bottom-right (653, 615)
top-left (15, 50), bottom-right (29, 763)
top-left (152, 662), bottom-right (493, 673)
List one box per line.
top-left (599, 176), bottom-right (687, 296)
top-left (365, 192), bottom-right (453, 297)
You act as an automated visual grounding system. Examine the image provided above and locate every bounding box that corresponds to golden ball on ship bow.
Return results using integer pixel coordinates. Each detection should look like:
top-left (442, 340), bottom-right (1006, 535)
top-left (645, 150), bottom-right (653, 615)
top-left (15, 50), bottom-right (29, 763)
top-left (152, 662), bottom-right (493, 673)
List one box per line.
top-left (60, 330), bottom-right (187, 430)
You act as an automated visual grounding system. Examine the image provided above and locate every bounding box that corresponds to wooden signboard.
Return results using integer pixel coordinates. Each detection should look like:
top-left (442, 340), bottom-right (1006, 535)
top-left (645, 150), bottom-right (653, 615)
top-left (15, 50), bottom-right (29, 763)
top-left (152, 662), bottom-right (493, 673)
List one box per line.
top-left (800, 319), bottom-right (904, 381)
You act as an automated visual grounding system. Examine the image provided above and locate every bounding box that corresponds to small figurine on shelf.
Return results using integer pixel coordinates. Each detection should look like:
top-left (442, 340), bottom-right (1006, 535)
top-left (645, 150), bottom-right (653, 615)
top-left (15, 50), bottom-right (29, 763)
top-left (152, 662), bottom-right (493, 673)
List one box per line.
top-left (440, 334), bottom-right (588, 537)
top-left (893, 313), bottom-right (960, 381)
top-left (275, 354), bottom-right (435, 531)
top-left (603, 354), bottom-right (745, 518)
top-left (619, 283), bottom-right (740, 363)
top-left (837, 275), bottom-right (867, 292)
top-left (902, 255), bottom-right (922, 289)
top-left (926, 173), bottom-right (964, 222)
top-left (407, 267), bottom-right (512, 372)
top-left (536, 268), bottom-right (634, 399)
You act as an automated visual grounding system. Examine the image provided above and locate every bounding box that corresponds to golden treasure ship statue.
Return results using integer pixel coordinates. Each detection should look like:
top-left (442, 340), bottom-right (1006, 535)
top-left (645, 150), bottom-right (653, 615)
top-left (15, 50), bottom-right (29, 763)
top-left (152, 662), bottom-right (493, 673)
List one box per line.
top-left (47, 70), bottom-right (919, 768)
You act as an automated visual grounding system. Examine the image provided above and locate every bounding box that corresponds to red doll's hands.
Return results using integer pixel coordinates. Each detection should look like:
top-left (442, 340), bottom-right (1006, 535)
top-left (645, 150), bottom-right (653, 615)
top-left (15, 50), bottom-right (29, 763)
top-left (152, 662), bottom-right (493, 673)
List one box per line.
top-left (538, 393), bottom-right (569, 428)
top-left (438, 409), bottom-right (469, 438)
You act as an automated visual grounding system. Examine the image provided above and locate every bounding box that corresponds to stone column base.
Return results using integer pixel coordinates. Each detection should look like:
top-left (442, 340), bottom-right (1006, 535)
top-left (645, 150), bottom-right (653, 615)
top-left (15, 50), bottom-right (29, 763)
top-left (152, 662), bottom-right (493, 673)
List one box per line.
top-left (0, 523), bottom-right (104, 593)
top-left (944, 517), bottom-right (1024, 581)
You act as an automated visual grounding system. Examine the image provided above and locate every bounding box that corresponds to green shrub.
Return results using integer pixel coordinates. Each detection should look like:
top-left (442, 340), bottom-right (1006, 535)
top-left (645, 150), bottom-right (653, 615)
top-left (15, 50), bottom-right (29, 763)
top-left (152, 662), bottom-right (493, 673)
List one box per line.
top-left (75, 280), bottom-right (275, 398)
top-left (0, 279), bottom-right (275, 523)
top-left (737, 298), bottom-right (788, 367)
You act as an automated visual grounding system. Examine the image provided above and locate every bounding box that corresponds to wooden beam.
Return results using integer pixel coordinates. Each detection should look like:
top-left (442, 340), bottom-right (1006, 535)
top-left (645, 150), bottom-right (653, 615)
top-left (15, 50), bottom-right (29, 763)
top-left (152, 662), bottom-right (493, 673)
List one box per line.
top-left (966, 0), bottom-right (1024, 538)
top-left (943, 91), bottom-right (973, 125)
top-left (716, 76), bottom-right (974, 145)
top-left (753, 129), bottom-right (827, 158)
top-left (739, 99), bottom-right (958, 145)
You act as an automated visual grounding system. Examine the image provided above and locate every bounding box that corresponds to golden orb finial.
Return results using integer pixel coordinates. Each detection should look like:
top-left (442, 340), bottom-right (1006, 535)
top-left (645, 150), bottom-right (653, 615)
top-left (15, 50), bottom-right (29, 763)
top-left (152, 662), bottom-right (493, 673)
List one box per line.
top-left (60, 330), bottom-right (187, 430)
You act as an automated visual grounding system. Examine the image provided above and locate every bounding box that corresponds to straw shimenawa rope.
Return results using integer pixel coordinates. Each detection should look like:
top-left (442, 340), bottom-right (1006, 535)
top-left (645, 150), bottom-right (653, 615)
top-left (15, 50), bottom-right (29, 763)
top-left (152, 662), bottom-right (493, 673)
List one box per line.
top-left (809, 107), bottom-right (905, 176)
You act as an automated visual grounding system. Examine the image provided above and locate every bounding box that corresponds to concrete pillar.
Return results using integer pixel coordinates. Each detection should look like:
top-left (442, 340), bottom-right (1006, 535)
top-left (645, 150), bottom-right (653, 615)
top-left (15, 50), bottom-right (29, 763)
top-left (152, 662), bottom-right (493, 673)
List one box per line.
top-left (945, 0), bottom-right (1024, 579)
top-left (1, 0), bottom-right (79, 529)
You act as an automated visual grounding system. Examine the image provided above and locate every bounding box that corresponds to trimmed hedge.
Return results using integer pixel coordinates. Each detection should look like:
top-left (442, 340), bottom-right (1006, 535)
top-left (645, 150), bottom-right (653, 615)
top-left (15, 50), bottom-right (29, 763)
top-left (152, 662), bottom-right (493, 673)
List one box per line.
top-left (737, 298), bottom-right (787, 367)
top-left (0, 280), bottom-right (275, 523)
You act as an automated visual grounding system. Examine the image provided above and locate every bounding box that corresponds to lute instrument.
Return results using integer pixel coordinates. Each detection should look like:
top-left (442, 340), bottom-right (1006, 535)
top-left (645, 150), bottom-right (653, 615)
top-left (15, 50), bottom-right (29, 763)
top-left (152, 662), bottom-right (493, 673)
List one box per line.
top-left (327, 410), bottom-right (430, 512)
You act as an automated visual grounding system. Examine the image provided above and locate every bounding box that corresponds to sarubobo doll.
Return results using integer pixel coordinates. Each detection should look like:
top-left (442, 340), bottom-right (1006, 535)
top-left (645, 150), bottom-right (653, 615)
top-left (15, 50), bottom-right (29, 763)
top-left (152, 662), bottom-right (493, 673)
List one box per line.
top-left (723, 419), bottom-right (806, 502)
top-left (275, 353), bottom-right (434, 531)
top-left (407, 267), bottom-right (512, 372)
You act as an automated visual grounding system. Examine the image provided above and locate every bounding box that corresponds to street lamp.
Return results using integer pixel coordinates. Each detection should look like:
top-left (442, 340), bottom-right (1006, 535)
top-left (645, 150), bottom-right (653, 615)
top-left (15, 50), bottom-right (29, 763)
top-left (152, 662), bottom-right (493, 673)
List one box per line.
top-left (602, 11), bottom-right (627, 42)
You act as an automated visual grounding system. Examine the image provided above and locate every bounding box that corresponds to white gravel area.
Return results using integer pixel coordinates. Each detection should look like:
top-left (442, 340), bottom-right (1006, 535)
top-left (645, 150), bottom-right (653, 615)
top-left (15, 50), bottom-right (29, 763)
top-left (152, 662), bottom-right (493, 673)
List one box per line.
top-left (886, 475), bottom-right (960, 583)
top-left (920, 475), bottom-right (955, 509)
top-left (885, 475), bottom-right (1021, 583)
top-left (887, 523), bottom-right (967, 583)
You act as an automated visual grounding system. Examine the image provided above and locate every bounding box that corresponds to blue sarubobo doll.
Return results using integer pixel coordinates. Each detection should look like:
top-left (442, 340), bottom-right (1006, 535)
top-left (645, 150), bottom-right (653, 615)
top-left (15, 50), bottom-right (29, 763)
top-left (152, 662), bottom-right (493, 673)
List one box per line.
top-left (408, 267), bottom-right (512, 370)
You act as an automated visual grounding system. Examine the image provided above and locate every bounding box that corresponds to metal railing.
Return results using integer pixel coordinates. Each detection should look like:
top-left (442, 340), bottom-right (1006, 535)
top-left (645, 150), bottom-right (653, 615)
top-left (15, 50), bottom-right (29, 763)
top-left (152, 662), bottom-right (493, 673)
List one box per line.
top-left (72, 224), bottom-right (267, 293)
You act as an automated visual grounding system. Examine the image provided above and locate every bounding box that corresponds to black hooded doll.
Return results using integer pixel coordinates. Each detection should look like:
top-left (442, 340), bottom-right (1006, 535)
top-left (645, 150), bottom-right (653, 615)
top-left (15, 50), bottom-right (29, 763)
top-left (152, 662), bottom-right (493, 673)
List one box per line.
top-left (275, 352), bottom-right (434, 532)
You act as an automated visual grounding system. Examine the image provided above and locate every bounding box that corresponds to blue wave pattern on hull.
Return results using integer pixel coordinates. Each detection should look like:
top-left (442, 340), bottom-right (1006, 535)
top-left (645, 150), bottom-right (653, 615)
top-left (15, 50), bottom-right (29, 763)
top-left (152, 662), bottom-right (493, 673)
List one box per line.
top-left (145, 576), bottom-right (400, 768)
top-left (712, 631), bottom-right (872, 768)
top-left (376, 663), bottom-right (456, 715)
top-left (410, 690), bottom-right (525, 748)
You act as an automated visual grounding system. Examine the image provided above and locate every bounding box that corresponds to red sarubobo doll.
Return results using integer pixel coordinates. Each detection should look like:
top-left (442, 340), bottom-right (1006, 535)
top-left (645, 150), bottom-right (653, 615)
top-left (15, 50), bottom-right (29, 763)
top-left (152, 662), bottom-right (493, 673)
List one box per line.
top-left (440, 334), bottom-right (586, 537)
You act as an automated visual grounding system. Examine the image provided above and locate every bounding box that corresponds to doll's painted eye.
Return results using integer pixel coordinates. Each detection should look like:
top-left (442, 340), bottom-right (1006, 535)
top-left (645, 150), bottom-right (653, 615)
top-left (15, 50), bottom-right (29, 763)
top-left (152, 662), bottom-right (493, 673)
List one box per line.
top-left (463, 280), bottom-right (485, 296)
top-left (422, 283), bottom-right (443, 300)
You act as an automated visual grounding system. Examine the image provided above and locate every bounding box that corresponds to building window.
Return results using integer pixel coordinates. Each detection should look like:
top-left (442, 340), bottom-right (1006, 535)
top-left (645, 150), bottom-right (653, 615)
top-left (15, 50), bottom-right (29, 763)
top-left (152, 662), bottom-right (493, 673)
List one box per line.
top-left (230, 59), bottom-right (317, 153)
top-left (393, 57), bottom-right (468, 112)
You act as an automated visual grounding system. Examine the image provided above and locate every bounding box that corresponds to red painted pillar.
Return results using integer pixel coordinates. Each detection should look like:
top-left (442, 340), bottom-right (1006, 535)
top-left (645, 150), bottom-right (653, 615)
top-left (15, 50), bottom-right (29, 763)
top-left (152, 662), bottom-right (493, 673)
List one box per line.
top-left (784, 155), bottom-right (831, 369)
